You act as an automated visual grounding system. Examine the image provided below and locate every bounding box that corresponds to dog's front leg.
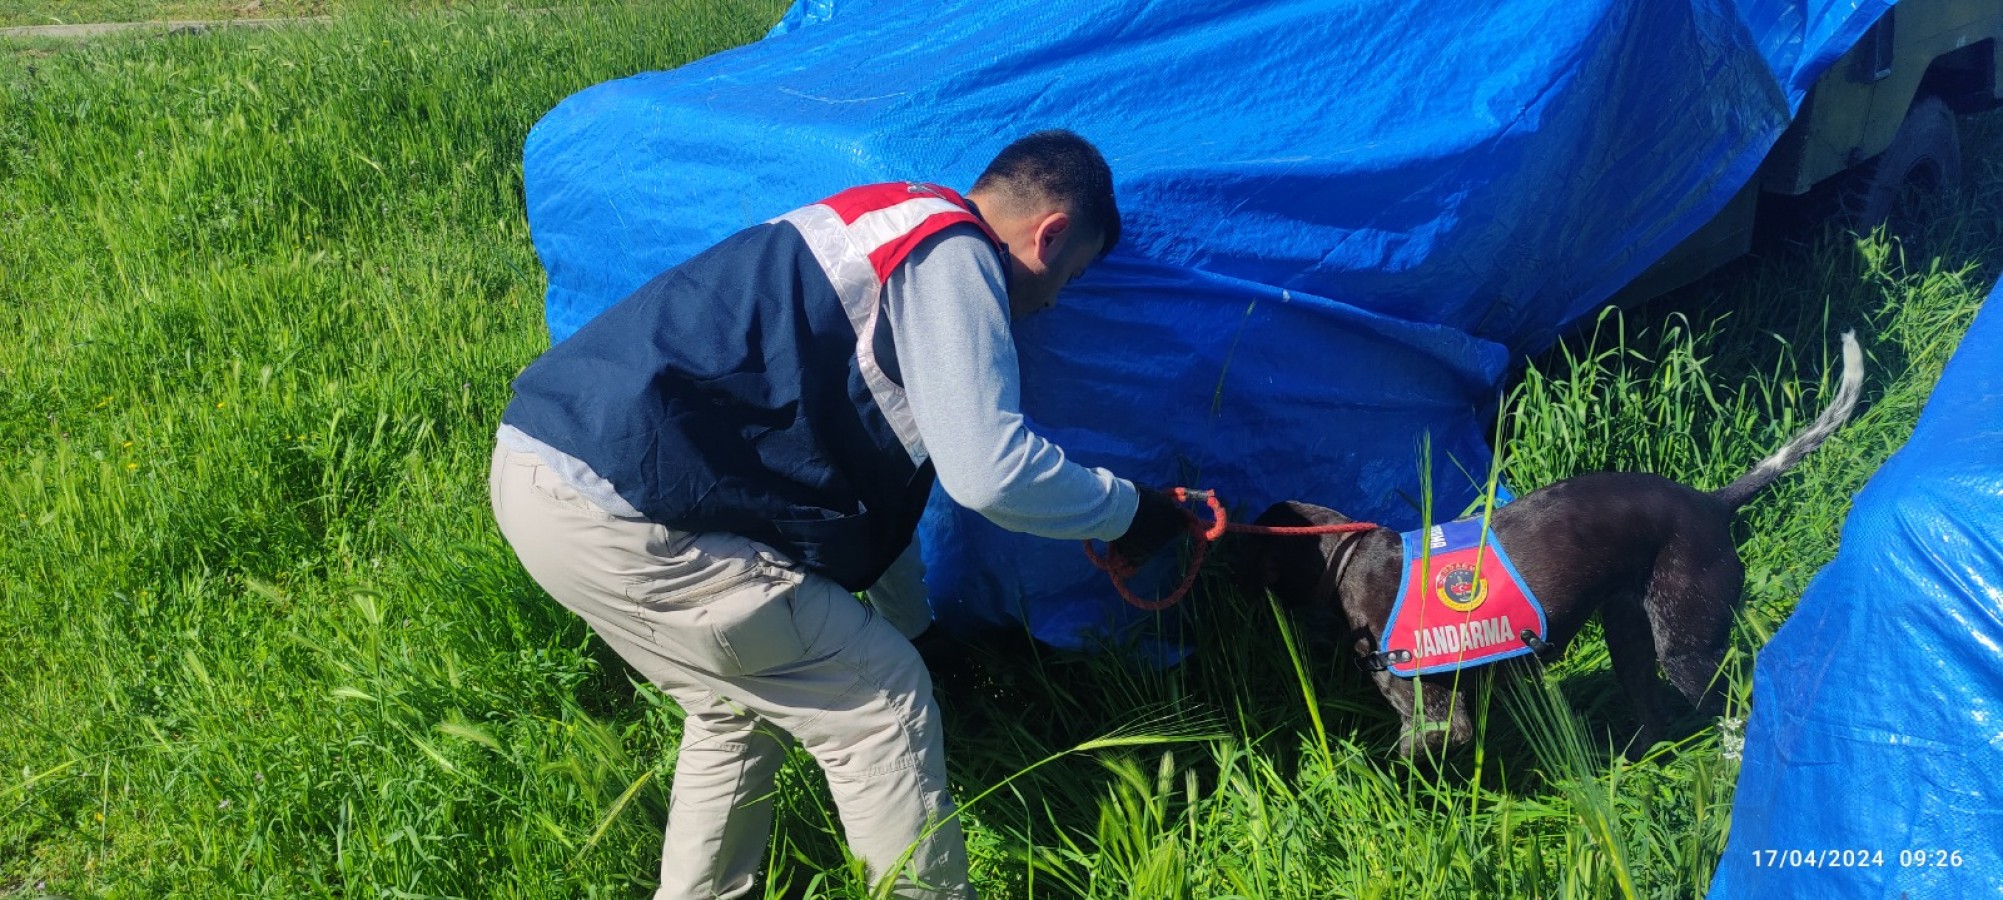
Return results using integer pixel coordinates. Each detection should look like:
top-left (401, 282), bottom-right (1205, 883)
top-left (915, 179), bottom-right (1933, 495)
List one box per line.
top-left (1603, 591), bottom-right (1671, 760)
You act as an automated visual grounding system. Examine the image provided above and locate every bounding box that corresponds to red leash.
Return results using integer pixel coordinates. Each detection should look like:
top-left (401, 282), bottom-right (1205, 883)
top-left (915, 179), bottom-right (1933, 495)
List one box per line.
top-left (1082, 488), bottom-right (1378, 610)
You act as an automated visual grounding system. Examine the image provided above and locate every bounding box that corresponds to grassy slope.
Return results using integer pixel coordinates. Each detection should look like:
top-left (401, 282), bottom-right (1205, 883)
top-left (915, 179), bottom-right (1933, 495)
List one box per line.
top-left (2, 5), bottom-right (1997, 897)
top-left (0, 4), bottom-right (793, 896)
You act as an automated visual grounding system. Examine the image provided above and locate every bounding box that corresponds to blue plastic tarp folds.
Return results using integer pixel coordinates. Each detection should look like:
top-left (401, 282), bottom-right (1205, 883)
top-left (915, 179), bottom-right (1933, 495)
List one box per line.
top-left (1708, 284), bottom-right (2003, 899)
top-left (523, 0), bottom-right (1888, 649)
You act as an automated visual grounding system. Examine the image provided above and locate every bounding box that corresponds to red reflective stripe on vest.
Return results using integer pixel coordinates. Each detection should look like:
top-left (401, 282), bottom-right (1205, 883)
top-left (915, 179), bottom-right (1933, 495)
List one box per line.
top-left (821, 182), bottom-right (925, 224)
top-left (867, 209), bottom-right (987, 282)
top-left (815, 182), bottom-right (1004, 286)
top-left (909, 183), bottom-right (1002, 245)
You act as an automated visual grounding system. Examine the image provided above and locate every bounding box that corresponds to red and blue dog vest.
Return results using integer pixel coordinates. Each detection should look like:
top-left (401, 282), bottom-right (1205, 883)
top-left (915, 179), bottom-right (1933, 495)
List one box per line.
top-left (1375, 517), bottom-right (1549, 677)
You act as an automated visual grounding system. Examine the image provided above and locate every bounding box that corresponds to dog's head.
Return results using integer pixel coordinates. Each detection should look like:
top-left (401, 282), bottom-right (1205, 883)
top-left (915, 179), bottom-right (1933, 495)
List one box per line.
top-left (1238, 501), bottom-right (1495, 765)
top-left (1236, 500), bottom-right (1368, 613)
top-left (1237, 500), bottom-right (1411, 664)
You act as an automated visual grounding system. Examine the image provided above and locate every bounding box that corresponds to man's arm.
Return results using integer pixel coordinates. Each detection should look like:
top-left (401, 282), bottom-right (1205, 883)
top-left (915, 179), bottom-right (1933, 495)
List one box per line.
top-left (883, 226), bottom-right (1139, 541)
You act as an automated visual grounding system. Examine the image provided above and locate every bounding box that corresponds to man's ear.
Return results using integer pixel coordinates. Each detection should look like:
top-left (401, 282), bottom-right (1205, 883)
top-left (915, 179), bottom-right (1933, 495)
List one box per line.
top-left (1032, 211), bottom-right (1073, 263)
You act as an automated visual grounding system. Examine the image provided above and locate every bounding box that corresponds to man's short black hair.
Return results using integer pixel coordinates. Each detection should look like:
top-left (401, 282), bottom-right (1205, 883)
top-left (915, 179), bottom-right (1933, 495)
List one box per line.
top-left (971, 130), bottom-right (1121, 257)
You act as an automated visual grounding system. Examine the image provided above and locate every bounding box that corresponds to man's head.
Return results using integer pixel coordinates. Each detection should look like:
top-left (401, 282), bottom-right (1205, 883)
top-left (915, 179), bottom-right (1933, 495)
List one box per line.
top-left (966, 130), bottom-right (1120, 319)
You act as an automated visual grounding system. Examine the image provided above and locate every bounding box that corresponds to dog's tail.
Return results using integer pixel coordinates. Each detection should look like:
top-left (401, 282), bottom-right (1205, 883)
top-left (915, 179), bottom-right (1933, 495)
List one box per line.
top-left (1711, 330), bottom-right (1864, 511)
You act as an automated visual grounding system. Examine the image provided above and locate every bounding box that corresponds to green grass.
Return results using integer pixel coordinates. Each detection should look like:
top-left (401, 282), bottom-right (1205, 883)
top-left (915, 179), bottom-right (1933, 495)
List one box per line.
top-left (3, 3), bottom-right (1999, 897)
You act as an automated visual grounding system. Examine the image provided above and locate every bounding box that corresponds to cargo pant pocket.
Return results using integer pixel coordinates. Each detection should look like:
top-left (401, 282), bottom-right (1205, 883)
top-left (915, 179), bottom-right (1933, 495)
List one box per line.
top-left (629, 565), bottom-right (810, 677)
top-left (711, 567), bottom-right (813, 676)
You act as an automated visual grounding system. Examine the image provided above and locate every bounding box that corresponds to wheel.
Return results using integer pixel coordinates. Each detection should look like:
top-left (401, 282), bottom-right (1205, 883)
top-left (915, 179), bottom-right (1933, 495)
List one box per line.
top-left (1841, 95), bottom-right (1962, 238)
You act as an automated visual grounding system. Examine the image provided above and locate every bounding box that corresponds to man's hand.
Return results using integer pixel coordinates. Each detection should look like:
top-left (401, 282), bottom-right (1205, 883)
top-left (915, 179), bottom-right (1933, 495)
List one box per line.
top-left (1108, 487), bottom-right (1191, 565)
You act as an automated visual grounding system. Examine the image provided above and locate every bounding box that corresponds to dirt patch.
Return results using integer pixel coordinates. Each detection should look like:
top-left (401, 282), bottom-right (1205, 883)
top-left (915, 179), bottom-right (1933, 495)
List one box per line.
top-left (0, 16), bottom-right (326, 38)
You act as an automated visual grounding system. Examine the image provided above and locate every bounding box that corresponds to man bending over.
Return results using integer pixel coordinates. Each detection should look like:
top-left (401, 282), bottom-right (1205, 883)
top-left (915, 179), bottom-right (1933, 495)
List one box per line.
top-left (490, 130), bottom-right (1187, 899)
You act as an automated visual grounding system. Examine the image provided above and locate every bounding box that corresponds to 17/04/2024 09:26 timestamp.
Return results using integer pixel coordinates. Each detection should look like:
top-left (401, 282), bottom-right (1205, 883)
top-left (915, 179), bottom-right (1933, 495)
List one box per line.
top-left (1749, 849), bottom-right (1967, 868)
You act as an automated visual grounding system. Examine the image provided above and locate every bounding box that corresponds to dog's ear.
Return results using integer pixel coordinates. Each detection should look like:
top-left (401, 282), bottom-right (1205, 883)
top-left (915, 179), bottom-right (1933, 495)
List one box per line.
top-left (1269, 500), bottom-right (1355, 528)
top-left (1236, 502), bottom-right (1324, 607)
top-left (1232, 502), bottom-right (1306, 600)
top-left (1243, 500), bottom-right (1364, 612)
top-left (1252, 501), bottom-right (1320, 529)
top-left (1233, 538), bottom-right (1278, 600)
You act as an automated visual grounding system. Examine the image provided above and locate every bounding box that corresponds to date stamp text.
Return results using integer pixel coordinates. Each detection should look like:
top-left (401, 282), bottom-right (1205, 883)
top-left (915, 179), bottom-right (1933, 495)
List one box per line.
top-left (1748, 849), bottom-right (1966, 868)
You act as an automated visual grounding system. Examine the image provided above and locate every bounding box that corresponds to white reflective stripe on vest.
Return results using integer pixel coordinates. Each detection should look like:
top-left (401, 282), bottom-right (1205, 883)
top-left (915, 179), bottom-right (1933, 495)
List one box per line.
top-left (770, 197), bottom-right (968, 464)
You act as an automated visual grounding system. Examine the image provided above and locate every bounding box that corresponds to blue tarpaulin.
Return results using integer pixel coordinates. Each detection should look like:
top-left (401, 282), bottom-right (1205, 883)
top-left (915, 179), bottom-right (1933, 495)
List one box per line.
top-left (522, 0), bottom-right (1890, 649)
top-left (1708, 281), bottom-right (2003, 898)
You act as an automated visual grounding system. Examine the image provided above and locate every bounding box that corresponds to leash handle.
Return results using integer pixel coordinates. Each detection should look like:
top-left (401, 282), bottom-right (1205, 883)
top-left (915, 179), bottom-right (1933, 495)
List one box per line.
top-left (1081, 528), bottom-right (1212, 611)
top-left (1169, 487), bottom-right (1229, 541)
top-left (1084, 487), bottom-right (1377, 610)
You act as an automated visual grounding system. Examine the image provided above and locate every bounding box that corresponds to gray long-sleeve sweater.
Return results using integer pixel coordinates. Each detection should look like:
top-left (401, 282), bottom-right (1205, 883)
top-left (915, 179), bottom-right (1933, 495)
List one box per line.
top-left (886, 225), bottom-right (1138, 541)
top-left (498, 224), bottom-right (1138, 556)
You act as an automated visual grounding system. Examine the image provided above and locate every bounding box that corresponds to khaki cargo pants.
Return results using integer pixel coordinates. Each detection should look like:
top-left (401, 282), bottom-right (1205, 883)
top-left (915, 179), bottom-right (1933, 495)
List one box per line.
top-left (489, 444), bottom-right (972, 899)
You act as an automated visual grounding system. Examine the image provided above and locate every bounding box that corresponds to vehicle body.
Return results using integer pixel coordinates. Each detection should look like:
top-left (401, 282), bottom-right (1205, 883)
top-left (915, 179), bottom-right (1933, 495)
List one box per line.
top-left (1617, 0), bottom-right (2003, 305)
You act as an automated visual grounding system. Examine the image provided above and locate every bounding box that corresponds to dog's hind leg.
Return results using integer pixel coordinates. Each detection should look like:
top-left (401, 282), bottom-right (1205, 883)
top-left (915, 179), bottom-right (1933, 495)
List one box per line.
top-left (1642, 535), bottom-right (1743, 721)
top-left (1603, 589), bottom-right (1670, 760)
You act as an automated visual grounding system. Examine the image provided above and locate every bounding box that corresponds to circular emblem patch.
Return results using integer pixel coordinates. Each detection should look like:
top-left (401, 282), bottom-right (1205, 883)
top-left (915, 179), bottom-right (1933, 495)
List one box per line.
top-left (1433, 561), bottom-right (1488, 613)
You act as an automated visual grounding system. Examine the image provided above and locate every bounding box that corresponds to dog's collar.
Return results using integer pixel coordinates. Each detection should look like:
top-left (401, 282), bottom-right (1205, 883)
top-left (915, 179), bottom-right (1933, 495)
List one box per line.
top-left (1359, 630), bottom-right (1554, 674)
top-left (1357, 647), bottom-right (1414, 673)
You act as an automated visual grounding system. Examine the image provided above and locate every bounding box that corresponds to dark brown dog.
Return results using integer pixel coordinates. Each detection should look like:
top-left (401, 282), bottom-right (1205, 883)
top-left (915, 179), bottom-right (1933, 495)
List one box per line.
top-left (1240, 333), bottom-right (1863, 761)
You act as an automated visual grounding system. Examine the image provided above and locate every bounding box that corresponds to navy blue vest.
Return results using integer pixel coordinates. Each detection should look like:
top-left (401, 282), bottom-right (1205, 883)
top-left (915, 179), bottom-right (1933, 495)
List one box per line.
top-left (503, 185), bottom-right (1002, 591)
